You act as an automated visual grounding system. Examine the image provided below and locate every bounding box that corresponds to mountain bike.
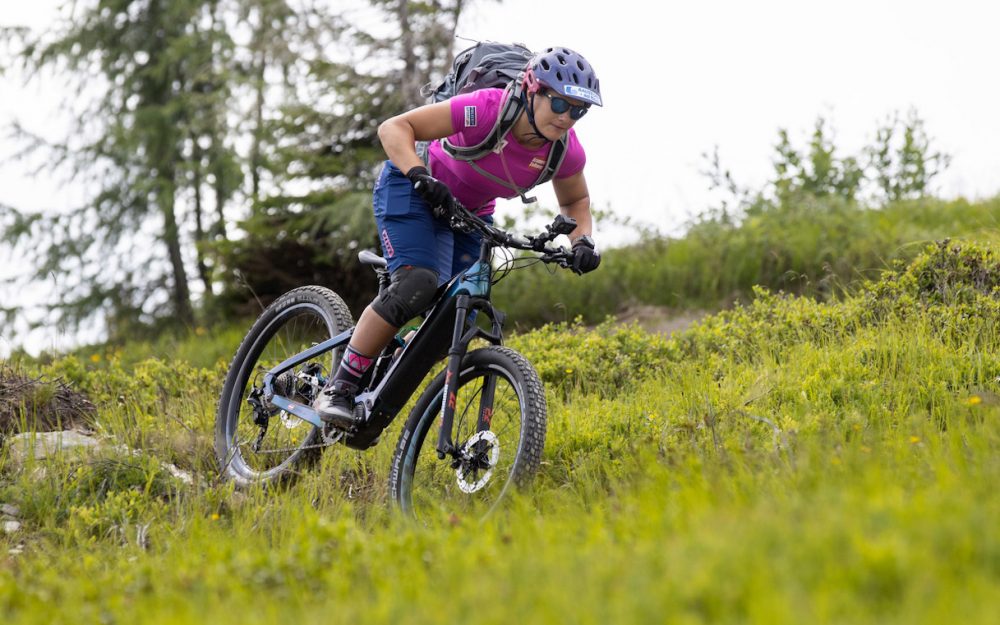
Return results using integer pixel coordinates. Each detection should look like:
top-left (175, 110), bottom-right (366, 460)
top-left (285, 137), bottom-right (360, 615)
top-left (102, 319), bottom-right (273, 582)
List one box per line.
top-left (214, 203), bottom-right (579, 518)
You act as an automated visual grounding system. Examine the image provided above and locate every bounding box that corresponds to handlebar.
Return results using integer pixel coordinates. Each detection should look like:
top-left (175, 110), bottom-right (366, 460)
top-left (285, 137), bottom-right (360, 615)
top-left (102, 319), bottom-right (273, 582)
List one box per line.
top-left (444, 199), bottom-right (577, 271)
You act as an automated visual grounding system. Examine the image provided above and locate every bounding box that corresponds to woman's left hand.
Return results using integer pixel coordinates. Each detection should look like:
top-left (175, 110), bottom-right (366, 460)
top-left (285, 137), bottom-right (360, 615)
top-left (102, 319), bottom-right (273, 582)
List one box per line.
top-left (571, 237), bottom-right (601, 274)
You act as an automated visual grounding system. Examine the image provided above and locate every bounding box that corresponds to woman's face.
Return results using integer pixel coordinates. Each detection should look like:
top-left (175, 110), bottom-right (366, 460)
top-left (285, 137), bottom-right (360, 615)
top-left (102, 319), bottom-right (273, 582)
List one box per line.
top-left (531, 89), bottom-right (590, 141)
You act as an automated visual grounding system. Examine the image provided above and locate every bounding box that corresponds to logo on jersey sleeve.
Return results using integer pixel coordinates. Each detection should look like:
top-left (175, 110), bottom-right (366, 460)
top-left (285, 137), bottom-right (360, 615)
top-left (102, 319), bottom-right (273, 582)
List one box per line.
top-left (464, 106), bottom-right (477, 127)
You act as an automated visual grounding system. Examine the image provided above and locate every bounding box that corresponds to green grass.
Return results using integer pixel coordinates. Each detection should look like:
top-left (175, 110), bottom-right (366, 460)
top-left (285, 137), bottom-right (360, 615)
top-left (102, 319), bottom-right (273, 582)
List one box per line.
top-left (1, 242), bottom-right (999, 623)
top-left (66, 323), bottom-right (250, 371)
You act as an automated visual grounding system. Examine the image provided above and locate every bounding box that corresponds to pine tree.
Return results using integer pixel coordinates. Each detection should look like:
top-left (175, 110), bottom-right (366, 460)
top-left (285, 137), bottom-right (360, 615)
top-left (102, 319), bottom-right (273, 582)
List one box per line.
top-left (1, 0), bottom-right (485, 345)
top-left (216, 0), bottom-right (474, 314)
top-left (1, 0), bottom-right (237, 338)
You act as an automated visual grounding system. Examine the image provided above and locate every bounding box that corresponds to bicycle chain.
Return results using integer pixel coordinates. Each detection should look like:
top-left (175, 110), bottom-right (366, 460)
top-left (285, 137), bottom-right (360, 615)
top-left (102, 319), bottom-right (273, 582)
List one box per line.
top-left (239, 428), bottom-right (345, 455)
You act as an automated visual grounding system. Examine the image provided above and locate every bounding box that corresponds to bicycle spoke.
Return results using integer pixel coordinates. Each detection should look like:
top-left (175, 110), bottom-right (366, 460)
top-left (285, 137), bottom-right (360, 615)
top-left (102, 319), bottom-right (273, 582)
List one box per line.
top-left (217, 288), bottom-right (353, 485)
top-left (405, 361), bottom-right (528, 519)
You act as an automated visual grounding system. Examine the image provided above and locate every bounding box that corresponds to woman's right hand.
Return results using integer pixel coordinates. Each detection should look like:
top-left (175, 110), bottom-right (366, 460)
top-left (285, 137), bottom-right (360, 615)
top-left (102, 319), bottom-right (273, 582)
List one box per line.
top-left (406, 166), bottom-right (456, 217)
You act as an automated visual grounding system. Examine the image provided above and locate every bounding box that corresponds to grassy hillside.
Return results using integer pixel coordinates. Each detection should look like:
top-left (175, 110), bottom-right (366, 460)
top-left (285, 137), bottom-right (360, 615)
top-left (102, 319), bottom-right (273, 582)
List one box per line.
top-left (1, 240), bottom-right (998, 623)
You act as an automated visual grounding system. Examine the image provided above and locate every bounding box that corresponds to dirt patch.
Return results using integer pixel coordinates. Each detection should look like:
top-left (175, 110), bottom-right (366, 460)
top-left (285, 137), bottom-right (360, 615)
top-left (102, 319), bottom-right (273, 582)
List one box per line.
top-left (0, 365), bottom-right (96, 437)
top-left (615, 304), bottom-right (710, 337)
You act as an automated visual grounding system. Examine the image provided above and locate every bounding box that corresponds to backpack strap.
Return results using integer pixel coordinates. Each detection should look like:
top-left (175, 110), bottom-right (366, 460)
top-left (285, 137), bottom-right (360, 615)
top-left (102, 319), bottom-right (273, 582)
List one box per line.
top-left (440, 81), bottom-right (524, 161)
top-left (462, 134), bottom-right (569, 204)
top-left (533, 136), bottom-right (568, 187)
top-left (435, 78), bottom-right (572, 204)
top-left (415, 140), bottom-right (431, 174)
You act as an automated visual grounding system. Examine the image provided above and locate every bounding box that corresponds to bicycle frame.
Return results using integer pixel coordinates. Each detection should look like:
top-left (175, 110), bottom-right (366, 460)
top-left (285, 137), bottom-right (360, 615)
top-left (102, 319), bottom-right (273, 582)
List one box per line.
top-left (259, 237), bottom-right (506, 452)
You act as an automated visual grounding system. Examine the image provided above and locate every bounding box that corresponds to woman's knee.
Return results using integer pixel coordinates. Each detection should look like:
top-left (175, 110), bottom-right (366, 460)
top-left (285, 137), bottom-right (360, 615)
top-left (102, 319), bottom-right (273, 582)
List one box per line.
top-left (370, 266), bottom-right (439, 326)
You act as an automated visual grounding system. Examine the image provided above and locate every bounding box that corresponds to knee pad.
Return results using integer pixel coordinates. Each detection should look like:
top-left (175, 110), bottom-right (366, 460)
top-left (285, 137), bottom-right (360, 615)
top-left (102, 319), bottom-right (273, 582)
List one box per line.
top-left (371, 266), bottom-right (439, 327)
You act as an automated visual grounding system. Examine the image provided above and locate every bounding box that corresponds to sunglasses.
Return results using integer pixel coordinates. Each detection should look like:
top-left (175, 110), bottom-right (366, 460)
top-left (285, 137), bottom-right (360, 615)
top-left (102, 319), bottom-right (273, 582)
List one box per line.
top-left (542, 91), bottom-right (590, 120)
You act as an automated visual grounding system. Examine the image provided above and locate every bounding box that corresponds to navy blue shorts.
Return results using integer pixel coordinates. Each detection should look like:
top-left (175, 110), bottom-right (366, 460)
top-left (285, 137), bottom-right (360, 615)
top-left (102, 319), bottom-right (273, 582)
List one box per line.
top-left (372, 161), bottom-right (488, 284)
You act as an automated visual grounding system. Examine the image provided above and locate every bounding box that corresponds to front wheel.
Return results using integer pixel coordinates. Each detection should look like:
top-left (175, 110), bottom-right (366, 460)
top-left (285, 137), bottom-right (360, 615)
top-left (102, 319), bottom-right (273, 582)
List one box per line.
top-left (389, 346), bottom-right (547, 520)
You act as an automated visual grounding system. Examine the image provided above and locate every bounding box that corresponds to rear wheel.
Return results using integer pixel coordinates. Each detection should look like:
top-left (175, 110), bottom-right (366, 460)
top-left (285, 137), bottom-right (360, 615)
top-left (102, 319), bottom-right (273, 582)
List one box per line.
top-left (214, 286), bottom-right (353, 487)
top-left (389, 346), bottom-right (547, 520)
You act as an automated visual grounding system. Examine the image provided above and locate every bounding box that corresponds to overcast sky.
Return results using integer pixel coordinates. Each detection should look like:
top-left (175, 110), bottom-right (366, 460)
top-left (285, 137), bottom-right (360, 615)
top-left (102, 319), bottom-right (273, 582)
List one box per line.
top-left (467, 0), bottom-right (1000, 225)
top-left (3, 0), bottom-right (1000, 355)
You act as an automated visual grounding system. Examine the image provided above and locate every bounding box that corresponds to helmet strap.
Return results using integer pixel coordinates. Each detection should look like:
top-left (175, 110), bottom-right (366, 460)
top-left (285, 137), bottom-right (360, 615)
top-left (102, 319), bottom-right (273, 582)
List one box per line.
top-left (521, 92), bottom-right (551, 144)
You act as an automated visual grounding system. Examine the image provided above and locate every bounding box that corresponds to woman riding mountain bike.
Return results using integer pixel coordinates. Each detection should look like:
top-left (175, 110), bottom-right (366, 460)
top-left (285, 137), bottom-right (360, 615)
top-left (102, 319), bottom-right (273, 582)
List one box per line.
top-left (313, 46), bottom-right (605, 428)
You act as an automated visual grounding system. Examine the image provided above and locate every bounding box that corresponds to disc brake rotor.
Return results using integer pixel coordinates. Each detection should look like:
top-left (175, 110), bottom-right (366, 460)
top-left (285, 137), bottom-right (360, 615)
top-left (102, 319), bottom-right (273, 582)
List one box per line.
top-left (456, 430), bottom-right (500, 494)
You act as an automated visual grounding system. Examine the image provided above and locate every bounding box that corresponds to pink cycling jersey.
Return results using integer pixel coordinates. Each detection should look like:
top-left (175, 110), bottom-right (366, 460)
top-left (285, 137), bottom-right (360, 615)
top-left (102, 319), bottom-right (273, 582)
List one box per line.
top-left (426, 88), bottom-right (586, 216)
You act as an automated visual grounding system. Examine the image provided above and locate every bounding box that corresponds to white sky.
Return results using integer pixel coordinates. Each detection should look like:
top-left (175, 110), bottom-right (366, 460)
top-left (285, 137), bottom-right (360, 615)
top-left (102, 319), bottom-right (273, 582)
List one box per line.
top-left (467, 0), bottom-right (1000, 227)
top-left (3, 0), bottom-right (1000, 356)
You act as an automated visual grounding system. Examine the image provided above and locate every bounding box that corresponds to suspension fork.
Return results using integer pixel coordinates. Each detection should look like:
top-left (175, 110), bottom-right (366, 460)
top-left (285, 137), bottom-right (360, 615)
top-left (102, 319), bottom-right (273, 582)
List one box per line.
top-left (437, 294), bottom-right (472, 458)
top-left (435, 292), bottom-right (506, 457)
top-left (476, 376), bottom-right (498, 433)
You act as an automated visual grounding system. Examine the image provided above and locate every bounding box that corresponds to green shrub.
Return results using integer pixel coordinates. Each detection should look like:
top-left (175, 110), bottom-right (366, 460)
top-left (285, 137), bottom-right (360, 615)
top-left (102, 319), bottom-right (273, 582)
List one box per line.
top-left (509, 317), bottom-right (678, 397)
top-left (496, 195), bottom-right (1000, 327)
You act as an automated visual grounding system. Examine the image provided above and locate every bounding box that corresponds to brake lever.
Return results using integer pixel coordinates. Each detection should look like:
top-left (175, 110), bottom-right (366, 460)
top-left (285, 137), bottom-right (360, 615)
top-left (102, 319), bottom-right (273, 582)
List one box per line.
top-left (540, 246), bottom-right (574, 270)
top-left (506, 233), bottom-right (531, 248)
top-left (449, 214), bottom-right (474, 233)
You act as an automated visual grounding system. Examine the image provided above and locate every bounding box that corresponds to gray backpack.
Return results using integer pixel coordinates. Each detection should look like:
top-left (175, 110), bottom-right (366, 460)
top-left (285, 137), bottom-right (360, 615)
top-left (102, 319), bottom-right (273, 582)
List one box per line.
top-left (419, 41), bottom-right (568, 203)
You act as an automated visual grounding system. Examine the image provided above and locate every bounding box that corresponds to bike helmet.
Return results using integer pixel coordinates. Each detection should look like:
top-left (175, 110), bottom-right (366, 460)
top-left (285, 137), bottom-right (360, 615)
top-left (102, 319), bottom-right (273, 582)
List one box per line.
top-left (523, 47), bottom-right (602, 107)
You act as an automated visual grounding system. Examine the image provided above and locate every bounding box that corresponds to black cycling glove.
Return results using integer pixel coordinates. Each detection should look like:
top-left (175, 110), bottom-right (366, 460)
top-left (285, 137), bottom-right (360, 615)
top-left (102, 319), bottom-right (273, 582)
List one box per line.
top-left (406, 166), bottom-right (455, 218)
top-left (572, 236), bottom-right (601, 274)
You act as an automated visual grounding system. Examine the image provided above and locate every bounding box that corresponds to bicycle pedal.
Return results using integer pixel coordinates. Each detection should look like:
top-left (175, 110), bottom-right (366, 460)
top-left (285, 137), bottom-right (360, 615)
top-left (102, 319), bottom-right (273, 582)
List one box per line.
top-left (320, 404), bottom-right (366, 439)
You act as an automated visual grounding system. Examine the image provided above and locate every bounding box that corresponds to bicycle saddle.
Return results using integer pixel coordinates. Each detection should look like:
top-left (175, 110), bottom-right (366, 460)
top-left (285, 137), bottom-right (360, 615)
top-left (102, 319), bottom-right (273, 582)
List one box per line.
top-left (358, 250), bottom-right (387, 270)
